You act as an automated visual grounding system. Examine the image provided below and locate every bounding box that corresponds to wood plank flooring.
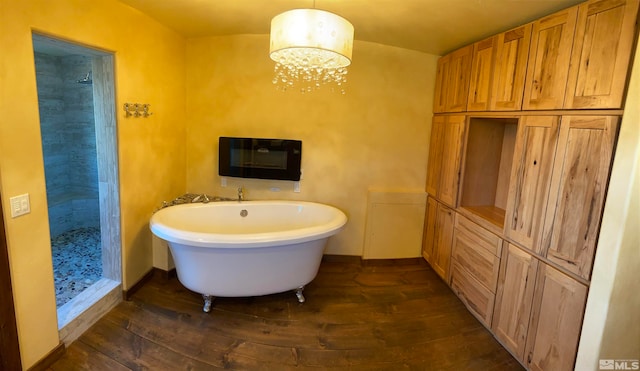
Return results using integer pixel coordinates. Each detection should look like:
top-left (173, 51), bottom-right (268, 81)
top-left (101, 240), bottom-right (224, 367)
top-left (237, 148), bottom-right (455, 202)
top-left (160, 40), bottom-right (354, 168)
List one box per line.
top-left (48, 257), bottom-right (524, 370)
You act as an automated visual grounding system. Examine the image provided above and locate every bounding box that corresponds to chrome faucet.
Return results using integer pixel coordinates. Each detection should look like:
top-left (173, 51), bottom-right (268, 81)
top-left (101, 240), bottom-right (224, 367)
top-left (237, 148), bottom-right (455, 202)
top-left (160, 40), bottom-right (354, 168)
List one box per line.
top-left (237, 187), bottom-right (244, 202)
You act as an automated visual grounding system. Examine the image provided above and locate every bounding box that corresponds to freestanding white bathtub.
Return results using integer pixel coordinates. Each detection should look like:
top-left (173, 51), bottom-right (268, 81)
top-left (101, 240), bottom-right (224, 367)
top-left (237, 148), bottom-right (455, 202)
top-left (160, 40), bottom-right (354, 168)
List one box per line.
top-left (149, 200), bottom-right (347, 312)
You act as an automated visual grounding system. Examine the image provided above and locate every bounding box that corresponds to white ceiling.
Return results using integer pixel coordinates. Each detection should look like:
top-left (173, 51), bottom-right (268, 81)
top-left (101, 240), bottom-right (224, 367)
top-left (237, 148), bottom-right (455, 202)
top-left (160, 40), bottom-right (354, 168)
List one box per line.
top-left (118, 0), bottom-right (584, 55)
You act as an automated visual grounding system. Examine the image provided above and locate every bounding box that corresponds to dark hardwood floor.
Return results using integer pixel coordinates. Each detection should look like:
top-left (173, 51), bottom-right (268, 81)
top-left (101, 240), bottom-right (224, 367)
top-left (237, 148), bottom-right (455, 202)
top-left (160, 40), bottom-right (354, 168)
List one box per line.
top-left (48, 257), bottom-right (524, 370)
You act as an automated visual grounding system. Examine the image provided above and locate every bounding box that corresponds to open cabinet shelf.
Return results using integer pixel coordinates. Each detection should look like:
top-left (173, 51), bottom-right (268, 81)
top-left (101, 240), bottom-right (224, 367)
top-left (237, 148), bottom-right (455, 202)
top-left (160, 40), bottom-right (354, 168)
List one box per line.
top-left (459, 117), bottom-right (518, 229)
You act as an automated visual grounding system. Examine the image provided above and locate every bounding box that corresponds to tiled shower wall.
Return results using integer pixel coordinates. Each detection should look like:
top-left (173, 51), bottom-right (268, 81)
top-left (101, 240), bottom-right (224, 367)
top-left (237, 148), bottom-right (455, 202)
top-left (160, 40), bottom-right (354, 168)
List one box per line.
top-left (35, 53), bottom-right (100, 236)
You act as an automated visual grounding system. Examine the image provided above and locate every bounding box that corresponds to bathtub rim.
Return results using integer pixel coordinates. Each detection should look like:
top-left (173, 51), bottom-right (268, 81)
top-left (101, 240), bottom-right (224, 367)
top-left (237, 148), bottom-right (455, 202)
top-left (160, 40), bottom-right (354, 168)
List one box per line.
top-left (149, 200), bottom-right (347, 249)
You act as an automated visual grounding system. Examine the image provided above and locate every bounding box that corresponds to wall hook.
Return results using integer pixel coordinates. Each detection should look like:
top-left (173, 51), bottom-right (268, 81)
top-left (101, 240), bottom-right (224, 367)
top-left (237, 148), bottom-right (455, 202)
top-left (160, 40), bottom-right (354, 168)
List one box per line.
top-left (124, 102), bottom-right (153, 118)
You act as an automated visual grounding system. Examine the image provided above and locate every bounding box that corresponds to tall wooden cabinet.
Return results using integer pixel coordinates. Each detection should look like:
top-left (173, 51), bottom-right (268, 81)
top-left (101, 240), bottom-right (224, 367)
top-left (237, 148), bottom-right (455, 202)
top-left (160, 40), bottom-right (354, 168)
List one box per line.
top-left (467, 36), bottom-right (497, 112)
top-left (491, 24), bottom-right (532, 111)
top-left (425, 115), bottom-right (465, 208)
top-left (422, 197), bottom-right (455, 281)
top-left (565, 0), bottom-right (640, 109)
top-left (504, 116), bottom-right (560, 252)
top-left (466, 24), bottom-right (534, 112)
top-left (522, 7), bottom-right (578, 110)
top-left (493, 243), bottom-right (539, 359)
top-left (433, 45), bottom-right (473, 113)
top-left (422, 197), bottom-right (439, 263)
top-left (504, 115), bottom-right (619, 274)
top-left (493, 243), bottom-right (588, 370)
top-left (541, 116), bottom-right (619, 279)
top-left (525, 264), bottom-right (588, 371)
top-left (424, 0), bottom-right (637, 369)
top-left (426, 116), bottom-right (445, 197)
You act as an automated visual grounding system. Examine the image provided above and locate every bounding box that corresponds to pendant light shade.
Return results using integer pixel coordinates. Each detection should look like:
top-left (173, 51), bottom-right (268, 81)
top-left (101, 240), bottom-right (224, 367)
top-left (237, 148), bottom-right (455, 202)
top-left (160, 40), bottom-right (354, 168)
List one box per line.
top-left (269, 9), bottom-right (354, 93)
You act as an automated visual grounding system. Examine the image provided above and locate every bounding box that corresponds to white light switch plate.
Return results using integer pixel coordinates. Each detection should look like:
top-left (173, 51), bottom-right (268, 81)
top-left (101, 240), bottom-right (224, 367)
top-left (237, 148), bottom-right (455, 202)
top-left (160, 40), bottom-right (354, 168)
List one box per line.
top-left (10, 193), bottom-right (31, 218)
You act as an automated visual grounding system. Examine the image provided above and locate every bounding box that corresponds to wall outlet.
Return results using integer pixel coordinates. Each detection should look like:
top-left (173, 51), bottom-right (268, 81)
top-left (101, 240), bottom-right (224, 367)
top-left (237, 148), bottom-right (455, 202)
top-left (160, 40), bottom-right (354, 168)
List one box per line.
top-left (221, 177), bottom-right (227, 187)
top-left (294, 181), bottom-right (301, 193)
top-left (10, 193), bottom-right (31, 218)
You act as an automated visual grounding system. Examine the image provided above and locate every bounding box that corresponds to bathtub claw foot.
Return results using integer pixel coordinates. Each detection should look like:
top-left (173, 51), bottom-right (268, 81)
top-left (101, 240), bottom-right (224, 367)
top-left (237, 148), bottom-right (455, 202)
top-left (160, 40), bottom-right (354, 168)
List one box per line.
top-left (202, 294), bottom-right (214, 313)
top-left (295, 286), bottom-right (305, 303)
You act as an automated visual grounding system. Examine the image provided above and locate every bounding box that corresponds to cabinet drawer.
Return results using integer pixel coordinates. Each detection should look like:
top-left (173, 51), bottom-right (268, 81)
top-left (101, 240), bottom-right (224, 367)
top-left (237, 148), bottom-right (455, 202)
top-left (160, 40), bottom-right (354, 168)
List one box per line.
top-left (456, 214), bottom-right (502, 257)
top-left (452, 230), bottom-right (501, 292)
top-left (450, 261), bottom-right (496, 327)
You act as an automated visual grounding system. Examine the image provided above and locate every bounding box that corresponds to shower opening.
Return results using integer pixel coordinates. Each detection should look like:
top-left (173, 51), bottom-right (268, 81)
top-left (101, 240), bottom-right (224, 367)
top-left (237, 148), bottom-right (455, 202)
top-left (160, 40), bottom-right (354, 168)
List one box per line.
top-left (32, 34), bottom-right (121, 343)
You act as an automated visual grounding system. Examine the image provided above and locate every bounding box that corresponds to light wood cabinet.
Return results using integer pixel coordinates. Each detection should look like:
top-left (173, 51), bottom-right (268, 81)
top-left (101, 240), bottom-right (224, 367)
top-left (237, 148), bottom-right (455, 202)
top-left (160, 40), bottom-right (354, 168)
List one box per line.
top-left (493, 243), bottom-right (589, 369)
top-left (426, 115), bottom-right (465, 208)
top-left (450, 261), bottom-right (496, 326)
top-left (565, 0), bottom-right (640, 109)
top-left (466, 24), bottom-right (534, 112)
top-left (425, 115), bottom-right (445, 197)
top-left (439, 116), bottom-right (465, 207)
top-left (490, 24), bottom-right (532, 111)
top-left (445, 45), bottom-right (473, 112)
top-left (452, 215), bottom-right (502, 290)
top-left (433, 46), bottom-right (473, 113)
top-left (467, 36), bottom-right (498, 112)
top-left (442, 0), bottom-right (638, 113)
top-left (422, 199), bottom-right (455, 281)
top-left (492, 243), bottom-right (539, 360)
top-left (523, 7), bottom-right (578, 110)
top-left (421, 196), bottom-right (438, 262)
top-left (433, 56), bottom-right (450, 113)
top-left (504, 116), bottom-right (560, 253)
top-left (541, 115), bottom-right (619, 279)
top-left (423, 1), bottom-right (636, 369)
top-left (450, 215), bottom-right (502, 327)
top-left (525, 263), bottom-right (588, 371)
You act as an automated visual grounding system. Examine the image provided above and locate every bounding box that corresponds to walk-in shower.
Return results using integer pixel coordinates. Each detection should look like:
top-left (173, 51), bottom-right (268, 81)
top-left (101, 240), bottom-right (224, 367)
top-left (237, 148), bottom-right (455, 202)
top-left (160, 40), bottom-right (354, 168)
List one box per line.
top-left (34, 52), bottom-right (102, 307)
top-left (32, 34), bottom-right (122, 342)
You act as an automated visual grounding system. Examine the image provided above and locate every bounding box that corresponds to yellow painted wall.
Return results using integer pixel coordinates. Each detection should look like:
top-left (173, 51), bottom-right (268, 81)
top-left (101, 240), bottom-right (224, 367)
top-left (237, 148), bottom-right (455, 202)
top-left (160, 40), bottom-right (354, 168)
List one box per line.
top-left (0, 0), bottom-right (186, 368)
top-left (185, 35), bottom-right (438, 255)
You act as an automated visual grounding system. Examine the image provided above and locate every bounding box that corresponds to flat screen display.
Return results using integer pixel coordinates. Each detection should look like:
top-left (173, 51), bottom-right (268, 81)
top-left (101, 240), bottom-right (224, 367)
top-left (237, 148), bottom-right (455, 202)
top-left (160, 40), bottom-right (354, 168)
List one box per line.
top-left (219, 137), bottom-right (302, 181)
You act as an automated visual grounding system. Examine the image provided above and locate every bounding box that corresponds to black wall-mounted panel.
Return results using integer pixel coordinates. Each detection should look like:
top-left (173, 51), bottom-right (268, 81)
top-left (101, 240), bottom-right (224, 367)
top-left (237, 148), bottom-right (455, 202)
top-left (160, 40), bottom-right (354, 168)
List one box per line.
top-left (219, 137), bottom-right (302, 181)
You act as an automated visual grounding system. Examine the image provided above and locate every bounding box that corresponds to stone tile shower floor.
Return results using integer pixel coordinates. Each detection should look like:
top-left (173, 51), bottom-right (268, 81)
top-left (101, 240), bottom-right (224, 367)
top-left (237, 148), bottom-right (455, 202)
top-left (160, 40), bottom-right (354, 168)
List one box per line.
top-left (51, 227), bottom-right (102, 307)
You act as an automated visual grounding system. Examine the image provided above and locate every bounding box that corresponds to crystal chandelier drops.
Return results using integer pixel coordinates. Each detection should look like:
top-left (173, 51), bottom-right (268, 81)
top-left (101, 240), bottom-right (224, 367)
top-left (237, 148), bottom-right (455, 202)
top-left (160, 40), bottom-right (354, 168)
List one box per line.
top-left (269, 9), bottom-right (354, 94)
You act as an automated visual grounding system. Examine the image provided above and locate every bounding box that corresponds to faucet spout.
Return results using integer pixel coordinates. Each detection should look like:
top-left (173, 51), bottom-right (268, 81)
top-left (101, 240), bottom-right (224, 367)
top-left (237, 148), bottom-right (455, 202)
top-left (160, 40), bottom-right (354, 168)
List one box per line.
top-left (237, 187), bottom-right (244, 202)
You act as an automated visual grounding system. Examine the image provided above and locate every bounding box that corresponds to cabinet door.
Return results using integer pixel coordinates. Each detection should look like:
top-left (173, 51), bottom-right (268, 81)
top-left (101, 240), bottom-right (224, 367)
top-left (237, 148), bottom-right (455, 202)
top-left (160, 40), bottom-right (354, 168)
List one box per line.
top-left (490, 24), bottom-right (532, 111)
top-left (445, 45), bottom-right (473, 112)
top-left (523, 7), bottom-right (578, 110)
top-left (426, 115), bottom-right (445, 197)
top-left (565, 0), bottom-right (639, 109)
top-left (422, 197), bottom-right (438, 262)
top-left (467, 36), bottom-right (497, 112)
top-left (492, 243), bottom-right (539, 360)
top-left (431, 203), bottom-right (455, 281)
top-left (541, 116), bottom-right (619, 280)
top-left (439, 115), bottom-right (465, 207)
top-left (433, 55), bottom-right (450, 113)
top-left (504, 116), bottom-right (560, 253)
top-left (525, 263), bottom-right (588, 371)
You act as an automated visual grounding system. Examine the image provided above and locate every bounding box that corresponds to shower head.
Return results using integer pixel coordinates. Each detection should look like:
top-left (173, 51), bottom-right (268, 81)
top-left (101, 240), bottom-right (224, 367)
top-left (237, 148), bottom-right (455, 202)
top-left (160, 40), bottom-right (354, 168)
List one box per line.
top-left (77, 72), bottom-right (92, 85)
